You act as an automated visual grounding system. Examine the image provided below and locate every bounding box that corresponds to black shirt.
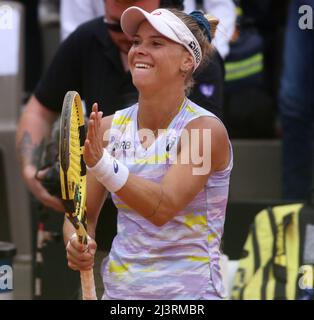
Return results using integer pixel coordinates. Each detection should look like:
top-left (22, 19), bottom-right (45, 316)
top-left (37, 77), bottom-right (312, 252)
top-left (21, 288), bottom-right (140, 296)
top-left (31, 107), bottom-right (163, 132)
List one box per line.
top-left (35, 17), bottom-right (224, 118)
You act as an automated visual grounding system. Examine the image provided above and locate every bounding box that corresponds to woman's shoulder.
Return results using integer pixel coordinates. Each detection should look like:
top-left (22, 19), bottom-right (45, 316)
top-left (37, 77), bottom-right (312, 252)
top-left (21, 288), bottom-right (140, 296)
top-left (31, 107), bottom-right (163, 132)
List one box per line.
top-left (185, 99), bottom-right (227, 134)
top-left (185, 114), bottom-right (228, 143)
top-left (100, 103), bottom-right (138, 135)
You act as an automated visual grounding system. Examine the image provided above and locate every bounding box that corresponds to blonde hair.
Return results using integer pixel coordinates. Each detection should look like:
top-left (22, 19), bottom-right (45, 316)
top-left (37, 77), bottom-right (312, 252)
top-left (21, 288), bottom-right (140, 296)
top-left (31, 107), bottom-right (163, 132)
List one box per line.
top-left (168, 9), bottom-right (219, 95)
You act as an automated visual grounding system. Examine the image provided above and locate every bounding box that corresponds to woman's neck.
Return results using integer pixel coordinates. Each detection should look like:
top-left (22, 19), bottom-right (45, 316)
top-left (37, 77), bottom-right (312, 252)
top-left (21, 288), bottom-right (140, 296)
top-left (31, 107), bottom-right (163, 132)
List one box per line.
top-left (138, 87), bottom-right (186, 131)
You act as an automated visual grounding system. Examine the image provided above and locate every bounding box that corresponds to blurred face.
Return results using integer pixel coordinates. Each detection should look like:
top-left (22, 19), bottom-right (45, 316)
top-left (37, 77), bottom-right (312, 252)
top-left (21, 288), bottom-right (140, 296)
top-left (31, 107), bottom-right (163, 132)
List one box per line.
top-left (128, 21), bottom-right (193, 92)
top-left (105, 0), bottom-right (161, 53)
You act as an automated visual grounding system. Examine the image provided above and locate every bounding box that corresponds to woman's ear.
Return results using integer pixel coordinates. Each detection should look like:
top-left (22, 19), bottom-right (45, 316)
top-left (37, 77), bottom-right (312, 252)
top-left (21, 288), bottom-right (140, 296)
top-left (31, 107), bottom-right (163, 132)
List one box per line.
top-left (180, 52), bottom-right (194, 73)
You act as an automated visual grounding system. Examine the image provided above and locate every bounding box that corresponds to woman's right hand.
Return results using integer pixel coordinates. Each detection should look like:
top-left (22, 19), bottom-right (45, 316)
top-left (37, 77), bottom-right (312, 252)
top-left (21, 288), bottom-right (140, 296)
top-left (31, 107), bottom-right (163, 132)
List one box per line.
top-left (84, 103), bottom-right (104, 168)
top-left (66, 234), bottom-right (97, 271)
top-left (23, 164), bottom-right (65, 212)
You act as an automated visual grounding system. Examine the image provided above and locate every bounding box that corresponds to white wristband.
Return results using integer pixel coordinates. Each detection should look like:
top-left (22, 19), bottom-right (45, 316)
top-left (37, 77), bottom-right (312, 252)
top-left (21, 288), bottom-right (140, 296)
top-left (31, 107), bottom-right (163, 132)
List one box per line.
top-left (87, 149), bottom-right (129, 193)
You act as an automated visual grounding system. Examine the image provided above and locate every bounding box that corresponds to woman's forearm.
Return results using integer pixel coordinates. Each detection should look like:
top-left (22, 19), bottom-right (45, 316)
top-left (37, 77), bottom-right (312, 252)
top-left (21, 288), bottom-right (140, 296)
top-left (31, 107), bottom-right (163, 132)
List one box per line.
top-left (115, 173), bottom-right (183, 227)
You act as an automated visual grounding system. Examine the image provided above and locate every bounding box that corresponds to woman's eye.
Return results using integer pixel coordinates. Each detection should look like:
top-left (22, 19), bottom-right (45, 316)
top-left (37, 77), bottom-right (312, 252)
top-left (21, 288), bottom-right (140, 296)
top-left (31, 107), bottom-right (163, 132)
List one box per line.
top-left (152, 41), bottom-right (162, 46)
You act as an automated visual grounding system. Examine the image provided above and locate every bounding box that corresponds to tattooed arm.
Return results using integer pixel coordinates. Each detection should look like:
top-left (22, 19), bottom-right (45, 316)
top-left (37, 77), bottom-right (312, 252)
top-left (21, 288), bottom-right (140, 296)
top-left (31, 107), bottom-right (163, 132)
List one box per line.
top-left (16, 95), bottom-right (64, 212)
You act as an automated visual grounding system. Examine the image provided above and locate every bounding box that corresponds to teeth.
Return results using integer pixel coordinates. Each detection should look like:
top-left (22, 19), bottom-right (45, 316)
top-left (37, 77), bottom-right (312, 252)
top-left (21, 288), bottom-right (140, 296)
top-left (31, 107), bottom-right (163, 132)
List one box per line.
top-left (135, 63), bottom-right (152, 69)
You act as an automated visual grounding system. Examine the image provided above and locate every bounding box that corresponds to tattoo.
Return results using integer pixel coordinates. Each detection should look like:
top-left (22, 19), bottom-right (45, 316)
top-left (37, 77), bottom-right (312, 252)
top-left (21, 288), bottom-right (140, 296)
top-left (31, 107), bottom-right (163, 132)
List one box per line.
top-left (18, 132), bottom-right (45, 168)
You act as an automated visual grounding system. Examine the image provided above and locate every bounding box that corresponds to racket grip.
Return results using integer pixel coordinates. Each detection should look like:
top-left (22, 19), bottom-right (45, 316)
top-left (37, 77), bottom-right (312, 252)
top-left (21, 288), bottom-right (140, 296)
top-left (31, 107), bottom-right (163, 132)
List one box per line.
top-left (80, 269), bottom-right (97, 300)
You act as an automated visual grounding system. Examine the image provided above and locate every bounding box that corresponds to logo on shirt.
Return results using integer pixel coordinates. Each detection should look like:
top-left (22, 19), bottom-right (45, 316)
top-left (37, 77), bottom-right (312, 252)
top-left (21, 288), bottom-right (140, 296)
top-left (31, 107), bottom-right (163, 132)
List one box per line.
top-left (166, 136), bottom-right (177, 152)
top-left (113, 141), bottom-right (132, 151)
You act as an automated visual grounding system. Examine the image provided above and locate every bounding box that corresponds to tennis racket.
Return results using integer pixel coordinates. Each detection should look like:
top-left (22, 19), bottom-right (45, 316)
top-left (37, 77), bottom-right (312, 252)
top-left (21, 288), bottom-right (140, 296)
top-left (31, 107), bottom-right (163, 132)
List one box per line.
top-left (59, 91), bottom-right (97, 300)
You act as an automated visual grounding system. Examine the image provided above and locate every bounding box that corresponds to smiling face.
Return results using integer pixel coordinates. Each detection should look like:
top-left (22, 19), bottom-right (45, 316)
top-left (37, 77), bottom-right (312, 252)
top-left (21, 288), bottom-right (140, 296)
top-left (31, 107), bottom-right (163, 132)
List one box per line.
top-left (105, 0), bottom-right (161, 54)
top-left (128, 21), bottom-right (194, 93)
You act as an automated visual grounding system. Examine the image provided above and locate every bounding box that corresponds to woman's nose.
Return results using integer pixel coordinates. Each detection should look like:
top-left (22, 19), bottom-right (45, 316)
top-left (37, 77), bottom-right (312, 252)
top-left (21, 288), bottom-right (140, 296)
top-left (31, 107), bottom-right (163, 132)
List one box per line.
top-left (134, 43), bottom-right (148, 55)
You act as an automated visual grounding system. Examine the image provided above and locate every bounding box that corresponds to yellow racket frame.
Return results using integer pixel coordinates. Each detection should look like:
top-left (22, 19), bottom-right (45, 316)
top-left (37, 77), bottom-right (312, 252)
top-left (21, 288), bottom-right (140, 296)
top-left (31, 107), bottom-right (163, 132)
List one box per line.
top-left (59, 91), bottom-right (97, 300)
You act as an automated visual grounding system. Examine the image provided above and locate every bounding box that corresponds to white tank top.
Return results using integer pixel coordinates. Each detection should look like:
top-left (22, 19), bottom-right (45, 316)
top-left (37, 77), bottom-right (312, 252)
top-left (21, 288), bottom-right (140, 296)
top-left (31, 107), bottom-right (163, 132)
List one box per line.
top-left (102, 98), bottom-right (233, 300)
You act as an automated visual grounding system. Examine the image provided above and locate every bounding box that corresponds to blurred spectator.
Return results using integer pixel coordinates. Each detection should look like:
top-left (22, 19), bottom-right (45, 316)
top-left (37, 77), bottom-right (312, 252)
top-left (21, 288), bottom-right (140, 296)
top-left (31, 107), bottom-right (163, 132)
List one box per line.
top-left (222, 1), bottom-right (276, 138)
top-left (238, 0), bottom-right (289, 96)
top-left (279, 0), bottom-right (314, 200)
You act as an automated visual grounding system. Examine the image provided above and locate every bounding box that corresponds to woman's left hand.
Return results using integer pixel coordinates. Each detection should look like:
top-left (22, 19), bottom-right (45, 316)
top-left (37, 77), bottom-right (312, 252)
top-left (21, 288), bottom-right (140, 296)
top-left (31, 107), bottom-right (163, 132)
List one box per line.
top-left (84, 103), bottom-right (104, 168)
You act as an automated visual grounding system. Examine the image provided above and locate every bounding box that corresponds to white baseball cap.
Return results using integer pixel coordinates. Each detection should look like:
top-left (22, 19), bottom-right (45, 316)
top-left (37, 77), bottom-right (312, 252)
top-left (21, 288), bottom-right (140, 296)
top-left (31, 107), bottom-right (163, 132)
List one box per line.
top-left (121, 7), bottom-right (202, 72)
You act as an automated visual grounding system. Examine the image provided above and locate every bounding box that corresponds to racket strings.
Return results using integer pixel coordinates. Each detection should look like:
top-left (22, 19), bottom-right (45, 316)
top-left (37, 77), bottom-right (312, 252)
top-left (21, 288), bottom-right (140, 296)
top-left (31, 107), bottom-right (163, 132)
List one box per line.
top-left (68, 109), bottom-right (84, 187)
top-left (63, 97), bottom-right (87, 228)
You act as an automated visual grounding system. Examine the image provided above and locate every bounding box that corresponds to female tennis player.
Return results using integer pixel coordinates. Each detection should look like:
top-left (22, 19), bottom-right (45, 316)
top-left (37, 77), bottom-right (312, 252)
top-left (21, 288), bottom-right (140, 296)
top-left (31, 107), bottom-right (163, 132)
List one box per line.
top-left (65, 6), bottom-right (232, 300)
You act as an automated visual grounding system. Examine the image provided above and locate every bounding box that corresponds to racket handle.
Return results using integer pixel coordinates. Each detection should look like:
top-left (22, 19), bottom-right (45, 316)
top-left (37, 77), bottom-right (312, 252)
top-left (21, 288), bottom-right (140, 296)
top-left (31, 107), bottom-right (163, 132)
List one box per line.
top-left (80, 269), bottom-right (97, 300)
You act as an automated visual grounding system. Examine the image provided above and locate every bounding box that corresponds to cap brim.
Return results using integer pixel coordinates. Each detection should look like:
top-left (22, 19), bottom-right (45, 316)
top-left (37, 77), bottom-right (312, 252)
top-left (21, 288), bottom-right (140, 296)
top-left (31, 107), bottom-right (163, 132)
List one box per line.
top-left (121, 7), bottom-right (149, 37)
top-left (121, 6), bottom-right (179, 43)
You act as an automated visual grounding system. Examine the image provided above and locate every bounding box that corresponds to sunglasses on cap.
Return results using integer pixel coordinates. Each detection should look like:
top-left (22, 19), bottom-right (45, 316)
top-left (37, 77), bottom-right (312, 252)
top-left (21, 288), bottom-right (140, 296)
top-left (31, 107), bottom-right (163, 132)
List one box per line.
top-left (104, 17), bottom-right (123, 33)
